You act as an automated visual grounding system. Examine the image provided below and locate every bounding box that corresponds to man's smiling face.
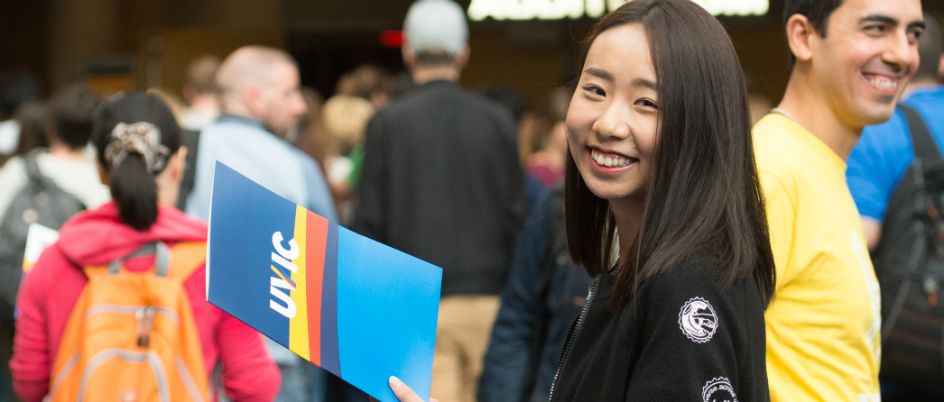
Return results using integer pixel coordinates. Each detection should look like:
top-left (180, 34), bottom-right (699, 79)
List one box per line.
top-left (809, 0), bottom-right (924, 128)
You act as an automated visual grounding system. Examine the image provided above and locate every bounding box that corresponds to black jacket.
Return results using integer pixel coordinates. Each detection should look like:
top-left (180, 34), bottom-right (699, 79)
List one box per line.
top-left (549, 257), bottom-right (769, 402)
top-left (352, 80), bottom-right (526, 296)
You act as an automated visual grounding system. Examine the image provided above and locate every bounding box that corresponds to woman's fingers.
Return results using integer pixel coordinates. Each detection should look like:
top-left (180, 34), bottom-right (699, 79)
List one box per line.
top-left (389, 376), bottom-right (423, 402)
top-left (389, 376), bottom-right (439, 402)
top-left (365, 377), bottom-right (440, 402)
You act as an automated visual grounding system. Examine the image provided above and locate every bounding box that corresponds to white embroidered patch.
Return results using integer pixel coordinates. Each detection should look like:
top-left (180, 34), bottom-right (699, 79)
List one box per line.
top-left (702, 377), bottom-right (738, 402)
top-left (679, 297), bottom-right (718, 343)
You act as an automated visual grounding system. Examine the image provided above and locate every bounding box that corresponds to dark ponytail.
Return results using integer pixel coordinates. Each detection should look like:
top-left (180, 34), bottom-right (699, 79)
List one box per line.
top-left (108, 153), bottom-right (159, 230)
top-left (91, 93), bottom-right (181, 231)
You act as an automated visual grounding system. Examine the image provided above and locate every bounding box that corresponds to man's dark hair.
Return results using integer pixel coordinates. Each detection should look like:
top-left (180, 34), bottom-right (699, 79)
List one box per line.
top-left (566, 0), bottom-right (776, 308)
top-left (783, 0), bottom-right (845, 68)
top-left (917, 14), bottom-right (943, 81)
top-left (47, 83), bottom-right (102, 150)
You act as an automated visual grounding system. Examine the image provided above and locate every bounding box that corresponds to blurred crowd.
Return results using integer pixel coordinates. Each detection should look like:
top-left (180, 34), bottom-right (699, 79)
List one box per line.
top-left (0, 0), bottom-right (942, 401)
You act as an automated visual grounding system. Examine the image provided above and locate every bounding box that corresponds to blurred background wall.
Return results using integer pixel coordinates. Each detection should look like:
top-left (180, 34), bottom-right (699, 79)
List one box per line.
top-left (2, 0), bottom-right (942, 107)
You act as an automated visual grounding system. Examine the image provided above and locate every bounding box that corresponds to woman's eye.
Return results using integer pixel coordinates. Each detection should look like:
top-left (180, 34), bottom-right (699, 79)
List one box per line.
top-left (583, 85), bottom-right (605, 97)
top-left (637, 99), bottom-right (658, 109)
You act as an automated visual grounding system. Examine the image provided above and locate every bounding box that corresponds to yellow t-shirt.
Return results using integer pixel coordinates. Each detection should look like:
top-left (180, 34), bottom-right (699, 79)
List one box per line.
top-left (753, 114), bottom-right (881, 402)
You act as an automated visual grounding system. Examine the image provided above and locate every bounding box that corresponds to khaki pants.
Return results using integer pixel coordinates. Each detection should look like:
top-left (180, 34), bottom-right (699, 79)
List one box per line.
top-left (430, 295), bottom-right (501, 402)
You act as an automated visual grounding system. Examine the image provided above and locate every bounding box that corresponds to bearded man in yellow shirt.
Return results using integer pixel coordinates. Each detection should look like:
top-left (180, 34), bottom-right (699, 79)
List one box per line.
top-left (754, 0), bottom-right (925, 400)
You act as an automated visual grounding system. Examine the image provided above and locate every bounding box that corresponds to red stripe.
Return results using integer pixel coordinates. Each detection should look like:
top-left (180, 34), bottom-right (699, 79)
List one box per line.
top-left (305, 211), bottom-right (329, 366)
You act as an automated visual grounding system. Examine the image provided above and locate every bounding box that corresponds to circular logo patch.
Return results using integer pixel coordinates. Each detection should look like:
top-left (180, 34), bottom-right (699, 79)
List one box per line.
top-left (679, 297), bottom-right (718, 343)
top-left (702, 377), bottom-right (738, 402)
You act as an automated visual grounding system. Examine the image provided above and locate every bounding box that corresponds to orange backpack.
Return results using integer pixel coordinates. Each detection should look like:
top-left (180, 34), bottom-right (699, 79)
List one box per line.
top-left (46, 241), bottom-right (209, 402)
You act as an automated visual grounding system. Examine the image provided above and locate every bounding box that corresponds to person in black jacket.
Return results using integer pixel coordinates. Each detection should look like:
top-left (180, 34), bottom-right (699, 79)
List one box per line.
top-left (549, 0), bottom-right (775, 400)
top-left (353, 1), bottom-right (526, 401)
top-left (478, 186), bottom-right (591, 402)
top-left (378, 0), bottom-right (775, 401)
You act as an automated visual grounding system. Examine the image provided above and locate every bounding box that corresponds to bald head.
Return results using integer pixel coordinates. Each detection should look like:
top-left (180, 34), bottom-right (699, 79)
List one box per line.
top-left (216, 46), bottom-right (307, 136)
top-left (217, 46), bottom-right (296, 102)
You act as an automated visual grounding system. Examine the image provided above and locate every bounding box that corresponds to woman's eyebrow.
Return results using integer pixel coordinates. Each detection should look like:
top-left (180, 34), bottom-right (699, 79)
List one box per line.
top-left (584, 68), bottom-right (656, 90)
top-left (584, 68), bottom-right (614, 82)
top-left (631, 78), bottom-right (657, 90)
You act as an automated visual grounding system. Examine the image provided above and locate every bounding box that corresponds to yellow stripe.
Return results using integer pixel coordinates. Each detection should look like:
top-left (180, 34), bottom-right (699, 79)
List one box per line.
top-left (288, 206), bottom-right (310, 360)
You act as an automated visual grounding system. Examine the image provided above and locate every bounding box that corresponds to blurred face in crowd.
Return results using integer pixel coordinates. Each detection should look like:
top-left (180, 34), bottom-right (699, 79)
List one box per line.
top-left (567, 23), bottom-right (659, 211)
top-left (254, 62), bottom-right (307, 137)
top-left (807, 0), bottom-right (923, 127)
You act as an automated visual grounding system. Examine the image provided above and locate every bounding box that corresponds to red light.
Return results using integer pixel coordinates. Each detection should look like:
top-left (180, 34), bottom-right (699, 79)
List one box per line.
top-left (380, 30), bottom-right (404, 47)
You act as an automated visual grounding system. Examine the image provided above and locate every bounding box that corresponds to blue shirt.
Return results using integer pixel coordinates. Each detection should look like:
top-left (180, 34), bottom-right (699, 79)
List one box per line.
top-left (186, 114), bottom-right (337, 223)
top-left (847, 86), bottom-right (944, 222)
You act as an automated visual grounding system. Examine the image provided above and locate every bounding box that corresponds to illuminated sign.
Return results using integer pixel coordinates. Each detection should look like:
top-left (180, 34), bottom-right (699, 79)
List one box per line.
top-left (467, 0), bottom-right (769, 21)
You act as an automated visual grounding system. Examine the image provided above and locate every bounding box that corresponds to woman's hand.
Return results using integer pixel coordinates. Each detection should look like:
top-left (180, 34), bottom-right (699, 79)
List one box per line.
top-left (368, 376), bottom-right (440, 402)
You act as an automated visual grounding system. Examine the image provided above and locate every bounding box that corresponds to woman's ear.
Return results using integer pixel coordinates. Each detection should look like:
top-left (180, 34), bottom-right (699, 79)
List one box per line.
top-left (96, 160), bottom-right (110, 186)
top-left (154, 146), bottom-right (188, 207)
top-left (169, 146), bottom-right (188, 182)
top-left (176, 145), bottom-right (190, 180)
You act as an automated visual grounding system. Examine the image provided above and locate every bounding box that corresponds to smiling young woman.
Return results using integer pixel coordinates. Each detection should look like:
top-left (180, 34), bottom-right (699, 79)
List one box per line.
top-left (376, 0), bottom-right (776, 401)
top-left (555, 0), bottom-right (776, 400)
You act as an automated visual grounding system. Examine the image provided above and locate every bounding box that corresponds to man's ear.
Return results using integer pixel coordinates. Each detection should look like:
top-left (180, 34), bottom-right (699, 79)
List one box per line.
top-left (786, 14), bottom-right (817, 64)
top-left (937, 53), bottom-right (944, 82)
top-left (402, 37), bottom-right (416, 69)
top-left (243, 85), bottom-right (263, 118)
top-left (454, 45), bottom-right (470, 70)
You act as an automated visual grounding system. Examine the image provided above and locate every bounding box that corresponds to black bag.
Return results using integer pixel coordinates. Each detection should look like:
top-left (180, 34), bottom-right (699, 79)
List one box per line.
top-left (874, 105), bottom-right (944, 393)
top-left (0, 150), bottom-right (85, 323)
top-left (176, 128), bottom-right (201, 212)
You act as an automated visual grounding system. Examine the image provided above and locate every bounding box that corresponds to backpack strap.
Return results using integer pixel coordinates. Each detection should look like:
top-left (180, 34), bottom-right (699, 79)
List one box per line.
top-left (901, 104), bottom-right (942, 166)
top-left (165, 241), bottom-right (208, 281)
top-left (85, 241), bottom-right (206, 281)
top-left (105, 242), bottom-right (171, 276)
top-left (23, 150), bottom-right (44, 183)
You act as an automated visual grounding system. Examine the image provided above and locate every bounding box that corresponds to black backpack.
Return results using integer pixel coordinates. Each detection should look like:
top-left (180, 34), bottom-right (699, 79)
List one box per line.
top-left (0, 150), bottom-right (85, 324)
top-left (874, 104), bottom-right (944, 394)
top-left (176, 128), bottom-right (201, 212)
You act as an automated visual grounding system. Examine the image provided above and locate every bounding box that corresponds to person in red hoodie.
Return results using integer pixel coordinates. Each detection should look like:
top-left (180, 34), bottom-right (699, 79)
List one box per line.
top-left (10, 93), bottom-right (281, 402)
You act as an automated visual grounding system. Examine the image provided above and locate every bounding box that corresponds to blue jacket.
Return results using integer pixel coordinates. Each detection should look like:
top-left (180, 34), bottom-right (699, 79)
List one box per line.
top-left (479, 187), bottom-right (591, 402)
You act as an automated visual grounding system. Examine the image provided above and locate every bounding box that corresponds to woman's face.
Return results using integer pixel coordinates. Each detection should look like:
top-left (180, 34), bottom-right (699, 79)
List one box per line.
top-left (567, 23), bottom-right (659, 209)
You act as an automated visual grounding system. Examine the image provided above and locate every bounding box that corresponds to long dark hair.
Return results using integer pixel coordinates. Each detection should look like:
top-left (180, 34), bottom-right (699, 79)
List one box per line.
top-left (565, 0), bottom-right (776, 307)
top-left (91, 93), bottom-right (181, 231)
